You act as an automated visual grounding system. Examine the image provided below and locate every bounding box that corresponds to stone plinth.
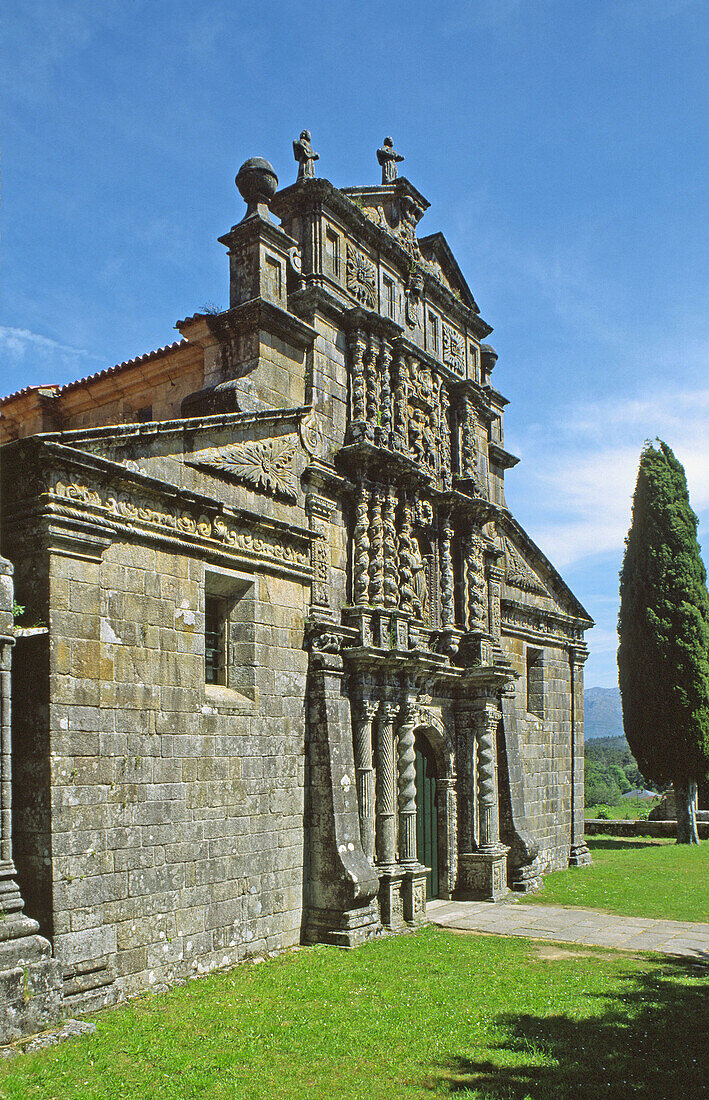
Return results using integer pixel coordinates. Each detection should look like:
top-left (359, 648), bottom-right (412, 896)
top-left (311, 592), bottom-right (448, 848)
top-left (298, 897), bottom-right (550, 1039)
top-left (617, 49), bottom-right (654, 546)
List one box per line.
top-left (378, 868), bottom-right (405, 930)
top-left (402, 866), bottom-right (429, 926)
top-left (458, 848), bottom-right (509, 902)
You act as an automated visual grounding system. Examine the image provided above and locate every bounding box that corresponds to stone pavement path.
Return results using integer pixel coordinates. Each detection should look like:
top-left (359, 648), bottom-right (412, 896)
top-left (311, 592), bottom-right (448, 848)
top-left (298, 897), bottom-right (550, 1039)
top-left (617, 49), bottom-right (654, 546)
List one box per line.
top-left (427, 899), bottom-right (709, 959)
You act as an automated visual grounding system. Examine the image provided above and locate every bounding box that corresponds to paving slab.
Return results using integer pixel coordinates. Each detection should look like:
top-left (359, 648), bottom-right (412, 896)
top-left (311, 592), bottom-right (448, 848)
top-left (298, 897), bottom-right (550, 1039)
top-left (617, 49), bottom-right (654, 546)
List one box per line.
top-left (428, 900), bottom-right (709, 959)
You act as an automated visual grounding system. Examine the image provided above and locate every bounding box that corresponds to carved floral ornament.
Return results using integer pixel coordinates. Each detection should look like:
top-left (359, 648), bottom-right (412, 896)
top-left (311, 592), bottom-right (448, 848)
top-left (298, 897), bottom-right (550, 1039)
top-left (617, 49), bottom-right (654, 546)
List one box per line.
top-left (189, 435), bottom-right (300, 501)
top-left (346, 244), bottom-right (376, 308)
top-left (48, 476), bottom-right (309, 568)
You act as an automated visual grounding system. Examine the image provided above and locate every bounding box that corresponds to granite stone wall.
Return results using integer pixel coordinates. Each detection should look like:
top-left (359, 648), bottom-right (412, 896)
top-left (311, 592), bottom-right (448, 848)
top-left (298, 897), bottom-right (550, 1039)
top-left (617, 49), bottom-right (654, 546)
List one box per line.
top-left (13, 536), bottom-right (309, 1006)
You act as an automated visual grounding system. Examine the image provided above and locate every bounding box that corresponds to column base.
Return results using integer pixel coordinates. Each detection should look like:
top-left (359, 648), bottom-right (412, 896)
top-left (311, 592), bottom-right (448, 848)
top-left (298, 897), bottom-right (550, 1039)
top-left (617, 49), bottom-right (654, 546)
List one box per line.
top-left (401, 866), bottom-right (429, 926)
top-left (302, 900), bottom-right (382, 948)
top-left (0, 927), bottom-right (63, 1046)
top-left (378, 868), bottom-right (406, 930)
top-left (457, 847), bottom-right (509, 901)
top-left (569, 841), bottom-right (593, 867)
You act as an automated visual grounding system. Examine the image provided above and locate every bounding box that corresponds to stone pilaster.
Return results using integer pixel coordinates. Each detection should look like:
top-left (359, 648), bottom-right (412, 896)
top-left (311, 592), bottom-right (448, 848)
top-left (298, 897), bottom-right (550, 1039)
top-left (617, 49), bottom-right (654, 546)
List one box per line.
top-left (306, 492), bottom-right (334, 617)
top-left (302, 635), bottom-right (381, 946)
top-left (437, 776), bottom-right (458, 899)
top-left (0, 557), bottom-right (62, 1044)
top-left (569, 646), bottom-right (592, 867)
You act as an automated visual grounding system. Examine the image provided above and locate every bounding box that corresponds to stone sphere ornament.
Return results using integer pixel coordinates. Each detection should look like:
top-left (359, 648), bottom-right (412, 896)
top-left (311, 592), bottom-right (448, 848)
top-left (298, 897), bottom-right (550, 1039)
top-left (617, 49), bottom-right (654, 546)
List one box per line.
top-left (235, 157), bottom-right (278, 221)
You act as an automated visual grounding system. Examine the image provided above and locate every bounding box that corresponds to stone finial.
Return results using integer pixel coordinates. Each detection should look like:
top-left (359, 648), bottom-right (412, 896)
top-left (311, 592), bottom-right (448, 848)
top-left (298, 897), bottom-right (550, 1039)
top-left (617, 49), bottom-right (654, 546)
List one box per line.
top-left (377, 136), bottom-right (404, 184)
top-left (235, 157), bottom-right (278, 221)
top-left (293, 129), bottom-right (319, 181)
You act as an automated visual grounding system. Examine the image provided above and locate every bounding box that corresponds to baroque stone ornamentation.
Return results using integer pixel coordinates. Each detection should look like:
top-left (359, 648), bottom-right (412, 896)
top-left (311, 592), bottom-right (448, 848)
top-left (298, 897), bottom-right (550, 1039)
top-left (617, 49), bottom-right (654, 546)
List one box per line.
top-left (49, 476), bottom-right (310, 569)
top-left (346, 244), bottom-right (376, 307)
top-left (442, 324), bottom-right (465, 374)
top-left (0, 143), bottom-right (595, 1019)
top-left (293, 129), bottom-right (319, 181)
top-left (503, 537), bottom-right (547, 595)
top-left (191, 436), bottom-right (300, 501)
top-left (299, 409), bottom-right (325, 457)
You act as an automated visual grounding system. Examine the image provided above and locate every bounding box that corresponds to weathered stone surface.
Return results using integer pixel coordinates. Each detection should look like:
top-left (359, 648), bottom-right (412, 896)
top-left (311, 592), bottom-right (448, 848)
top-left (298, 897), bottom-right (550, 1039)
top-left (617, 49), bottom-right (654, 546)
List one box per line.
top-left (0, 141), bottom-right (592, 1027)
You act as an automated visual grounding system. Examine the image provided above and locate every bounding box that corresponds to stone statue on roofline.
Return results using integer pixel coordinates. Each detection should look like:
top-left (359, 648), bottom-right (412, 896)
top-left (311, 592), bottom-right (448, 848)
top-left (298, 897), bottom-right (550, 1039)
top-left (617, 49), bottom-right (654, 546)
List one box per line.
top-left (377, 136), bottom-right (404, 183)
top-left (293, 129), bottom-right (319, 180)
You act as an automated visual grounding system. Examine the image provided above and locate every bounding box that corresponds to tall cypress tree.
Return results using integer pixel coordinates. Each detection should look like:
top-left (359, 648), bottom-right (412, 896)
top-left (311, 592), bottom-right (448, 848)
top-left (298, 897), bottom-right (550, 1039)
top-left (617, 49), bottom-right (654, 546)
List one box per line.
top-left (618, 440), bottom-right (709, 844)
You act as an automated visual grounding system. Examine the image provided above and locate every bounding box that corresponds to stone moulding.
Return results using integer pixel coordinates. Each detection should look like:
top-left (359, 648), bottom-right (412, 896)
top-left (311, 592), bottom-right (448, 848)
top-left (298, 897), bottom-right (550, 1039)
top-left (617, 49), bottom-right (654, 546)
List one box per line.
top-left (43, 477), bottom-right (311, 572)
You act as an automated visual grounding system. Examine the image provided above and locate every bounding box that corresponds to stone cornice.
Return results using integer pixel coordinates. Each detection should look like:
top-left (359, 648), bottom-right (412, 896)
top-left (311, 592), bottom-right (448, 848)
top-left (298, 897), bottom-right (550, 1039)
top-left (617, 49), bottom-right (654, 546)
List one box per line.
top-left (204, 299), bottom-right (317, 350)
top-left (489, 443), bottom-right (520, 470)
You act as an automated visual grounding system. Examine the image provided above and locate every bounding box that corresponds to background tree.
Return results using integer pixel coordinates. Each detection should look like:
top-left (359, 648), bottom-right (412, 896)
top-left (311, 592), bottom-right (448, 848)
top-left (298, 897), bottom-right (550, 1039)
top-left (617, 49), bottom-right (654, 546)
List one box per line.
top-left (618, 440), bottom-right (709, 843)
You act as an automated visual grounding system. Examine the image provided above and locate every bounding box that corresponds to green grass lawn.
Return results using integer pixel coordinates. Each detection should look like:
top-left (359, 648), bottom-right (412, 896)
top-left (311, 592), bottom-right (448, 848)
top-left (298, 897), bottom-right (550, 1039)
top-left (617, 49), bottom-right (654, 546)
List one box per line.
top-left (585, 800), bottom-right (657, 821)
top-left (522, 836), bottom-right (709, 922)
top-left (0, 928), bottom-right (706, 1100)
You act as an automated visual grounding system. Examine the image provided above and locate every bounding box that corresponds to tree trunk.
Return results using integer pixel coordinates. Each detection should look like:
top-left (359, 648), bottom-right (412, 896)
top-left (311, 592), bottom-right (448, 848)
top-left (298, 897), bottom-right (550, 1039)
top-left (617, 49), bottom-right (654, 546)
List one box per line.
top-left (674, 779), bottom-right (699, 845)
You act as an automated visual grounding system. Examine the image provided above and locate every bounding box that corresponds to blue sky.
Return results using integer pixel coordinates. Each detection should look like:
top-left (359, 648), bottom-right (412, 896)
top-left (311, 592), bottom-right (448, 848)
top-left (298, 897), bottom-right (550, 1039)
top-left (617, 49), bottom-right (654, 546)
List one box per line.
top-left (2, 0), bottom-right (708, 687)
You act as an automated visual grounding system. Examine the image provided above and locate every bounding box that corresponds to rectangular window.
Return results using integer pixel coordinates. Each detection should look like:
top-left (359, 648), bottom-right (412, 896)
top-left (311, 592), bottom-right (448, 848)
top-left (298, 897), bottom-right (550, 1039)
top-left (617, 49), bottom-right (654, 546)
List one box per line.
top-left (205, 596), bottom-right (227, 685)
top-left (325, 229), bottom-right (340, 279)
top-left (204, 570), bottom-right (257, 700)
top-left (135, 405), bottom-right (153, 423)
top-left (383, 275), bottom-right (395, 318)
top-left (526, 647), bottom-right (544, 718)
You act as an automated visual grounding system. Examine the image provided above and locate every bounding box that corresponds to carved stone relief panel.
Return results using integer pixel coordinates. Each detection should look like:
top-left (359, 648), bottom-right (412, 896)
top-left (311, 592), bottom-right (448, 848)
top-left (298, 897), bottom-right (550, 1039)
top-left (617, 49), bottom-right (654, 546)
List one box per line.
top-left (442, 325), bottom-right (465, 375)
top-left (346, 244), bottom-right (376, 307)
top-left (188, 435), bottom-right (300, 501)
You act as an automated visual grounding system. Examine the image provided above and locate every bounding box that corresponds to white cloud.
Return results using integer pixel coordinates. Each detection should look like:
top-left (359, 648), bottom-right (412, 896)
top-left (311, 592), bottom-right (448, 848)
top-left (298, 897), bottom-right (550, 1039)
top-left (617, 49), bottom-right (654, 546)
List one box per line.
top-left (0, 327), bottom-right (102, 395)
top-left (507, 388), bottom-right (709, 568)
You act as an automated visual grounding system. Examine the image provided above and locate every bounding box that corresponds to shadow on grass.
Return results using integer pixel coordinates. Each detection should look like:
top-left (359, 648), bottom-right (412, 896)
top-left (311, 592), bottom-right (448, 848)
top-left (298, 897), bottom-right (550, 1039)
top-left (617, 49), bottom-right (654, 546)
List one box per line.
top-left (428, 953), bottom-right (709, 1098)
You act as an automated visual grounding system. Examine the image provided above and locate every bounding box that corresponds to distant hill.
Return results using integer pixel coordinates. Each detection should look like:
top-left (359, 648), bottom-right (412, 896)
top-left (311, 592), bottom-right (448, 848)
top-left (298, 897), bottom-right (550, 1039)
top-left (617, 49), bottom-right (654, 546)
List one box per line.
top-left (584, 686), bottom-right (623, 740)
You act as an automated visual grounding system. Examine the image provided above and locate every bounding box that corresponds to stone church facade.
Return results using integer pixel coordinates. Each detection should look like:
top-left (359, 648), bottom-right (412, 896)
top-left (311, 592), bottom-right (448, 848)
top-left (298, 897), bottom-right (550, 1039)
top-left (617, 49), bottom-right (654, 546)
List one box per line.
top-left (0, 140), bottom-right (592, 1033)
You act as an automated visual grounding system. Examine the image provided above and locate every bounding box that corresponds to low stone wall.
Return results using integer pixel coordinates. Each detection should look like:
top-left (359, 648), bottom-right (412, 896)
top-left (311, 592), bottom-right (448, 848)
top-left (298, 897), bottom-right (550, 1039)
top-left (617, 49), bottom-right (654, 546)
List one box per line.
top-left (585, 818), bottom-right (709, 840)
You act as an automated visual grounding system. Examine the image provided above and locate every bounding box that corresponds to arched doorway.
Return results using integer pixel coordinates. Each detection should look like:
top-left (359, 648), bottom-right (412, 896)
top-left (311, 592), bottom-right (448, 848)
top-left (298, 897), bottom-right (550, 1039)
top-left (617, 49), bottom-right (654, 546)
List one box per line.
top-left (415, 731), bottom-right (439, 899)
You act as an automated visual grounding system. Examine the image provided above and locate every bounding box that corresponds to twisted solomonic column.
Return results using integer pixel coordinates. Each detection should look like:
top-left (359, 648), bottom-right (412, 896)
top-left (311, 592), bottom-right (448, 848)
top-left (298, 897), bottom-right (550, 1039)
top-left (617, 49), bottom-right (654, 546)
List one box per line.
top-left (375, 701), bottom-right (399, 867)
top-left (348, 328), bottom-right (367, 428)
top-left (397, 702), bottom-right (418, 864)
top-left (353, 480), bottom-right (370, 606)
top-left (379, 341), bottom-right (393, 444)
top-left (383, 484), bottom-right (399, 608)
top-left (392, 347), bottom-right (408, 451)
top-left (477, 705), bottom-right (502, 850)
top-left (439, 513), bottom-right (455, 629)
top-left (364, 331), bottom-right (379, 437)
top-left (460, 392), bottom-right (477, 480)
top-left (397, 494), bottom-right (416, 615)
top-left (369, 485), bottom-right (385, 607)
top-left (464, 529), bottom-right (486, 632)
